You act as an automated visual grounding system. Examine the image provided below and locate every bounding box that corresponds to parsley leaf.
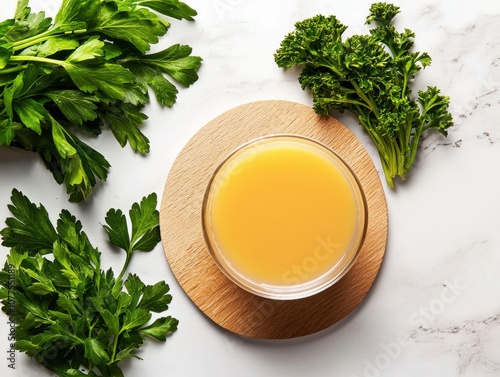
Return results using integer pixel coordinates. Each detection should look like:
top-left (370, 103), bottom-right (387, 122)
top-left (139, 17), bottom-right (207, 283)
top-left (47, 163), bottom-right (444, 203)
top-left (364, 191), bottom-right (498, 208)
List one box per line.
top-left (0, 190), bottom-right (177, 376)
top-left (45, 90), bottom-right (99, 125)
top-left (100, 103), bottom-right (150, 154)
top-left (0, 0), bottom-right (202, 202)
top-left (140, 316), bottom-right (178, 341)
top-left (133, 0), bottom-right (198, 21)
top-left (0, 188), bottom-right (57, 254)
top-left (89, 3), bottom-right (168, 54)
top-left (103, 192), bottom-right (160, 281)
top-left (133, 44), bottom-right (203, 87)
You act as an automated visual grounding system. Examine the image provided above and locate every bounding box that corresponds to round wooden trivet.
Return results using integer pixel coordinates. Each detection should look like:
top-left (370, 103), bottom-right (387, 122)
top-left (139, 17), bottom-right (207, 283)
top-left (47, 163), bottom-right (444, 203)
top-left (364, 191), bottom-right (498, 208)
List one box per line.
top-left (160, 100), bottom-right (388, 339)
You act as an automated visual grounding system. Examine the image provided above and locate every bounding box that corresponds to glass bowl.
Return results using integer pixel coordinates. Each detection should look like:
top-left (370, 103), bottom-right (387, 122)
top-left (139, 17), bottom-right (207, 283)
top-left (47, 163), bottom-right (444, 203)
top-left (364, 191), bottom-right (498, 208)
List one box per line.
top-left (202, 135), bottom-right (367, 300)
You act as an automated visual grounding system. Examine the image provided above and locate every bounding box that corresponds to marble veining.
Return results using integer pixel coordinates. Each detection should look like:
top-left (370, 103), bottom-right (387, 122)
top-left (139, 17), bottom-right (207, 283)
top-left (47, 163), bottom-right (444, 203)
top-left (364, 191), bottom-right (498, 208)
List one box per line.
top-left (410, 310), bottom-right (500, 376)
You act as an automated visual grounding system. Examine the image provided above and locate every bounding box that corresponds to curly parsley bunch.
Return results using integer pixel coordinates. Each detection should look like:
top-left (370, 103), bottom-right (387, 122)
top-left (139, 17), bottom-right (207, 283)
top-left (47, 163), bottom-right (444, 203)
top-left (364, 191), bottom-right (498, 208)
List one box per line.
top-left (275, 2), bottom-right (454, 188)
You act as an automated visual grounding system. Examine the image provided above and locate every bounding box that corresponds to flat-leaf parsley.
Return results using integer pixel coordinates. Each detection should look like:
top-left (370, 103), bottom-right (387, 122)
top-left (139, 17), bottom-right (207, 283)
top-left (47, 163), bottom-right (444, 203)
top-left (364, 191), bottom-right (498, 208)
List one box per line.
top-left (0, 189), bottom-right (177, 376)
top-left (0, 0), bottom-right (202, 202)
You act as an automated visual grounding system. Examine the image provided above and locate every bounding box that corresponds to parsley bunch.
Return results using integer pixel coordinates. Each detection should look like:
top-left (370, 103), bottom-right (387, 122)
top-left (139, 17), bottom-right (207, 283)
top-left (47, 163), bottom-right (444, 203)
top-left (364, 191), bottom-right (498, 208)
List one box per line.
top-left (275, 2), bottom-right (454, 188)
top-left (0, 0), bottom-right (202, 202)
top-left (0, 190), bottom-right (177, 376)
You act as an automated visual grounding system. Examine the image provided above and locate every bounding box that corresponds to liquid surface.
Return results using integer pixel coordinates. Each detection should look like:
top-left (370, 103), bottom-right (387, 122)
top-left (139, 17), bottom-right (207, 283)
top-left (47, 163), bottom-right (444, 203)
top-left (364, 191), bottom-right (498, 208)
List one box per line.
top-left (206, 138), bottom-right (359, 286)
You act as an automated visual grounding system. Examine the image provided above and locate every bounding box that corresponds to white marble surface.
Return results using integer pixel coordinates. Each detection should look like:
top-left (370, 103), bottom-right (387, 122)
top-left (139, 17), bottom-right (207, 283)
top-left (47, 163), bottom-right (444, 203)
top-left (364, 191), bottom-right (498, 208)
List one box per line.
top-left (1, 0), bottom-right (500, 376)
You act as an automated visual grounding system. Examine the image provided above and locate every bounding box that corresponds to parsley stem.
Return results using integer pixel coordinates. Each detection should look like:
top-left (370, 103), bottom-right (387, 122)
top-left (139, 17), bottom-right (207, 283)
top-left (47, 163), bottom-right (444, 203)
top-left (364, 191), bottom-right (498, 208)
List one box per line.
top-left (117, 251), bottom-right (133, 283)
top-left (324, 63), bottom-right (343, 78)
top-left (351, 81), bottom-right (379, 118)
top-left (336, 98), bottom-right (372, 111)
top-left (10, 55), bottom-right (65, 67)
top-left (11, 29), bottom-right (87, 52)
top-left (406, 123), bottom-right (424, 172)
top-left (11, 29), bottom-right (56, 51)
top-left (110, 333), bottom-right (120, 364)
top-left (0, 64), bottom-right (29, 74)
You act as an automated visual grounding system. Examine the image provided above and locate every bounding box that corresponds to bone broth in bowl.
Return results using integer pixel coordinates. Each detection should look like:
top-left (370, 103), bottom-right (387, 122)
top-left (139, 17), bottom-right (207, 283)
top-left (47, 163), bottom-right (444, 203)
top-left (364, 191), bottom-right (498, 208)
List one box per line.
top-left (202, 135), bottom-right (367, 300)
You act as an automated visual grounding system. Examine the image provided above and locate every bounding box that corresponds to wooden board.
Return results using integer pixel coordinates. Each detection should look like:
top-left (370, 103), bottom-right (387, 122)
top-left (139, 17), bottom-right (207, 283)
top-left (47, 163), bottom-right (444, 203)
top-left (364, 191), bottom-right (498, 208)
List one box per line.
top-left (160, 100), bottom-right (388, 339)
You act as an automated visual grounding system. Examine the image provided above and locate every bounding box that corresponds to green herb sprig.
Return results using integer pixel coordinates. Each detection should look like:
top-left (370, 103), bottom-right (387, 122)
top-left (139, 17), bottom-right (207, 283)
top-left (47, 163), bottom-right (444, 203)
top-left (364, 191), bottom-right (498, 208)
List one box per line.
top-left (275, 2), bottom-right (454, 188)
top-left (0, 189), bottom-right (177, 376)
top-left (0, 0), bottom-right (202, 202)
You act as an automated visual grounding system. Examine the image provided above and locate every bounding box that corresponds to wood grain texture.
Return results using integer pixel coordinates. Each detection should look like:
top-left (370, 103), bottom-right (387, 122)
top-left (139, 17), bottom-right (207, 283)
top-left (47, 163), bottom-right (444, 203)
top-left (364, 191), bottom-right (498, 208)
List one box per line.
top-left (160, 100), bottom-right (388, 339)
